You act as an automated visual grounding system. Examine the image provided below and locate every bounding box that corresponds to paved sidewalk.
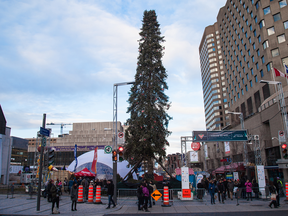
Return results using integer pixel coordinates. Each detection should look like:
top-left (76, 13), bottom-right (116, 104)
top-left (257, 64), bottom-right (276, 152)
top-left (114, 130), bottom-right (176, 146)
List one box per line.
top-left (0, 194), bottom-right (287, 216)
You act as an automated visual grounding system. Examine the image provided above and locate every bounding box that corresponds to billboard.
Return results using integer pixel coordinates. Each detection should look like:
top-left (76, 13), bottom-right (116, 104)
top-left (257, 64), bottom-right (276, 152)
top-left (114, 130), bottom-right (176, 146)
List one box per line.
top-left (190, 151), bottom-right (198, 163)
top-left (193, 130), bottom-right (248, 142)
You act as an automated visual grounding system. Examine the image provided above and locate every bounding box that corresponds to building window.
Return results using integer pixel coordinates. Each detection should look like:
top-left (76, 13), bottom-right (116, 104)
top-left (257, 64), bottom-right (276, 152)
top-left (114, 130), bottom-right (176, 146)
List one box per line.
top-left (273, 13), bottom-right (281, 22)
top-left (255, 1), bottom-right (260, 9)
top-left (238, 92), bottom-right (240, 98)
top-left (266, 62), bottom-right (272, 72)
top-left (277, 34), bottom-right (286, 43)
top-left (250, 80), bottom-right (253, 87)
top-left (263, 40), bottom-right (269, 49)
top-left (253, 43), bottom-right (256, 49)
top-left (262, 56), bottom-right (265, 63)
top-left (267, 26), bottom-right (275, 35)
top-left (250, 12), bottom-right (253, 18)
top-left (258, 35), bottom-right (261, 42)
top-left (247, 62), bottom-right (250, 68)
top-left (245, 85), bottom-right (248, 91)
top-left (249, 37), bottom-right (252, 44)
top-left (279, 0), bottom-right (287, 8)
top-left (248, 49), bottom-right (251, 56)
top-left (252, 56), bottom-right (255, 62)
top-left (244, 56), bottom-right (247, 62)
top-left (255, 75), bottom-right (258, 83)
top-left (259, 20), bottom-right (265, 29)
top-left (256, 62), bottom-right (259, 70)
top-left (253, 30), bottom-right (257, 37)
top-left (271, 48), bottom-right (280, 57)
top-left (242, 78), bottom-right (245, 84)
top-left (284, 20), bottom-right (288, 29)
top-left (260, 69), bottom-right (264, 77)
top-left (241, 89), bottom-right (244, 95)
top-left (246, 73), bottom-right (249, 80)
top-left (263, 6), bottom-right (271, 15)
top-left (251, 68), bottom-right (254, 75)
top-left (257, 49), bottom-right (260, 56)
top-left (254, 16), bottom-right (258, 23)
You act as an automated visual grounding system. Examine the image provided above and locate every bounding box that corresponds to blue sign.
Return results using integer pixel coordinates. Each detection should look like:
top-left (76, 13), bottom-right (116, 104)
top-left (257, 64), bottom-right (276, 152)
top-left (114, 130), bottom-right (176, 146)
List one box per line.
top-left (40, 127), bottom-right (50, 137)
top-left (193, 130), bottom-right (248, 142)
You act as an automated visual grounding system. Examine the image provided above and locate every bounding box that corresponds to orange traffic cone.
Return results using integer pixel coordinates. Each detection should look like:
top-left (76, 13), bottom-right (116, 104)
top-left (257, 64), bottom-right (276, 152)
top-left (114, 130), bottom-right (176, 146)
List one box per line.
top-left (87, 185), bottom-right (94, 203)
top-left (161, 186), bottom-right (171, 207)
top-left (77, 185), bottom-right (84, 203)
top-left (94, 185), bottom-right (102, 204)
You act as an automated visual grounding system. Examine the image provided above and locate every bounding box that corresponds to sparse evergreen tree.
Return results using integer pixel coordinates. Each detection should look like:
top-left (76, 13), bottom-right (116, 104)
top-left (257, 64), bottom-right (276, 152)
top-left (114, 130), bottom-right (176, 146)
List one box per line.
top-left (125, 10), bottom-right (172, 176)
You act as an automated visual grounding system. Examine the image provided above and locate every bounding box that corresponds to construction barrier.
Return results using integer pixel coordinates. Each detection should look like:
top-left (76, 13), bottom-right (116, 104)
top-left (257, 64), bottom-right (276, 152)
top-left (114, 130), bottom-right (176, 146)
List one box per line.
top-left (77, 185), bottom-right (84, 203)
top-left (285, 182), bottom-right (288, 201)
top-left (161, 186), bottom-right (171, 207)
top-left (94, 185), bottom-right (102, 204)
top-left (87, 185), bottom-right (94, 203)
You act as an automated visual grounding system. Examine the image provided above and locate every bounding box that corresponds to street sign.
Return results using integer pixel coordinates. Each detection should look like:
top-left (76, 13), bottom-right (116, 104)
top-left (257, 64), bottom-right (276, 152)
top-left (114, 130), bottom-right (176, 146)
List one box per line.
top-left (40, 127), bottom-right (50, 137)
top-left (118, 132), bottom-right (124, 138)
top-left (182, 189), bottom-right (191, 198)
top-left (279, 130), bottom-right (285, 143)
top-left (151, 189), bottom-right (162, 201)
top-left (193, 130), bottom-right (248, 142)
top-left (104, 145), bottom-right (112, 154)
top-left (191, 142), bottom-right (200, 151)
top-left (42, 137), bottom-right (47, 147)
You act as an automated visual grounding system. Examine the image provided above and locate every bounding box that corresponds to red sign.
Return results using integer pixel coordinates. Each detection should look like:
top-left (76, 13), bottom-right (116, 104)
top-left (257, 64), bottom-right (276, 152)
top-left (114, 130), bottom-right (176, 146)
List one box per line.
top-left (220, 158), bottom-right (227, 162)
top-left (182, 189), bottom-right (191, 198)
top-left (191, 142), bottom-right (200, 151)
top-left (118, 132), bottom-right (124, 138)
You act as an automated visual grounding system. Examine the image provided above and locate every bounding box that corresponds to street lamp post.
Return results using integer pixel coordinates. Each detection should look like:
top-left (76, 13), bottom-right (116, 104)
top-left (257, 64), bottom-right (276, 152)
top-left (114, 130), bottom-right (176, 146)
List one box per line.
top-left (227, 111), bottom-right (249, 168)
top-left (113, 81), bottom-right (134, 204)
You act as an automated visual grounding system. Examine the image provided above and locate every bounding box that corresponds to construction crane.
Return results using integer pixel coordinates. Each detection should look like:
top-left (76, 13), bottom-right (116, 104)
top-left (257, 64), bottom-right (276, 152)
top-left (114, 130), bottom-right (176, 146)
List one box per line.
top-left (46, 123), bottom-right (72, 135)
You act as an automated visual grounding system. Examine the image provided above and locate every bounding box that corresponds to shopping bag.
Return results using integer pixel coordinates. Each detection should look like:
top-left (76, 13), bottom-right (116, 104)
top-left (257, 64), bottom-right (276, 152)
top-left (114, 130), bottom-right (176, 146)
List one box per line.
top-left (271, 194), bottom-right (276, 200)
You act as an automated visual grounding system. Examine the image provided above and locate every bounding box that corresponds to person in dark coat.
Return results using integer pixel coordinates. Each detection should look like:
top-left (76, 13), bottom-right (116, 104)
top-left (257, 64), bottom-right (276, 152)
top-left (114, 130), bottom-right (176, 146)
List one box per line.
top-left (208, 180), bottom-right (216, 204)
top-left (227, 179), bottom-right (234, 200)
top-left (47, 180), bottom-right (53, 202)
top-left (137, 184), bottom-right (143, 210)
top-left (106, 180), bottom-right (116, 209)
top-left (217, 179), bottom-right (225, 203)
top-left (269, 181), bottom-right (278, 208)
top-left (141, 183), bottom-right (149, 212)
top-left (50, 180), bottom-right (60, 214)
top-left (252, 179), bottom-right (259, 199)
top-left (197, 180), bottom-right (204, 199)
top-left (223, 179), bottom-right (228, 199)
top-left (70, 183), bottom-right (78, 211)
top-left (273, 177), bottom-right (280, 206)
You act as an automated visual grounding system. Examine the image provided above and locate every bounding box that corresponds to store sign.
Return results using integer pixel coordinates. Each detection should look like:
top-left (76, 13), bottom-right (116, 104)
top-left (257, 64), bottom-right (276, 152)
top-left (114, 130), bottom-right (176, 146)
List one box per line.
top-left (193, 130), bottom-right (248, 142)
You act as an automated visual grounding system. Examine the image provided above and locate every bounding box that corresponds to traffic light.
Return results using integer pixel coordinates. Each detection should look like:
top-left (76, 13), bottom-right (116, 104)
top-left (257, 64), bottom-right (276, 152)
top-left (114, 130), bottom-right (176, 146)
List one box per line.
top-left (281, 143), bottom-right (288, 159)
top-left (112, 150), bottom-right (117, 161)
top-left (48, 147), bottom-right (55, 166)
top-left (118, 146), bottom-right (124, 162)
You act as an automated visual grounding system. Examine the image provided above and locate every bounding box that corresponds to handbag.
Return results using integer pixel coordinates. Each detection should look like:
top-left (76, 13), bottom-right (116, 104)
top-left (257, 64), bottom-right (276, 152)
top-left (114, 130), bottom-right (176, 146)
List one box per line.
top-left (271, 194), bottom-right (276, 200)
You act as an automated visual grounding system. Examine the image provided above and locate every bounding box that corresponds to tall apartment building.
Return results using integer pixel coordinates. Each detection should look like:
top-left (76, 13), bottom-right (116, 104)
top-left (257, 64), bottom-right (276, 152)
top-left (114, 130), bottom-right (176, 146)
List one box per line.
top-left (198, 0), bottom-right (288, 181)
top-left (199, 23), bottom-right (229, 131)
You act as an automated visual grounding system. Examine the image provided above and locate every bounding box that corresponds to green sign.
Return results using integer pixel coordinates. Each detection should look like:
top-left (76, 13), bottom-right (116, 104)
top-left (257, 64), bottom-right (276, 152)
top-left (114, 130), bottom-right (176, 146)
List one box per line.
top-left (104, 145), bottom-right (112, 154)
top-left (193, 130), bottom-right (248, 142)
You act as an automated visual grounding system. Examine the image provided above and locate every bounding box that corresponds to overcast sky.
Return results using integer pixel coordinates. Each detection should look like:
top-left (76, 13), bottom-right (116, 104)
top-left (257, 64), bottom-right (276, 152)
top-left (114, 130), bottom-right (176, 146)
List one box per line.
top-left (0, 0), bottom-right (227, 154)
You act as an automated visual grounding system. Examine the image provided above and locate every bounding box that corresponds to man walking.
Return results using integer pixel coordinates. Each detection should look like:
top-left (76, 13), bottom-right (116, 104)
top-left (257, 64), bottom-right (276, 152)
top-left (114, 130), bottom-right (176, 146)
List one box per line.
top-left (106, 180), bottom-right (116, 209)
top-left (227, 179), bottom-right (234, 200)
top-left (50, 180), bottom-right (60, 214)
top-left (217, 179), bottom-right (225, 204)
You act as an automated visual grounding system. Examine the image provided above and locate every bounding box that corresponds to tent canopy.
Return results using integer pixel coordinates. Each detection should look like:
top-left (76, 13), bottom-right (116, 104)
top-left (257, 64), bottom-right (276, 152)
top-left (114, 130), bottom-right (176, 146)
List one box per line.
top-left (74, 168), bottom-right (96, 177)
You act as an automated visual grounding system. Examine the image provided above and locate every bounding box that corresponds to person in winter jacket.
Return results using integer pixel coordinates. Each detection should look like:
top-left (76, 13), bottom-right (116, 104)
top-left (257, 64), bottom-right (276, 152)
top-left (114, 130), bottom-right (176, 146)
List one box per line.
top-left (252, 179), bottom-right (259, 199)
top-left (245, 179), bottom-right (252, 201)
top-left (106, 180), bottom-right (116, 209)
top-left (227, 179), bottom-right (234, 200)
top-left (208, 180), bottom-right (216, 204)
top-left (142, 183), bottom-right (149, 212)
top-left (50, 180), bottom-right (60, 214)
top-left (70, 183), bottom-right (78, 211)
top-left (149, 181), bottom-right (157, 205)
top-left (217, 179), bottom-right (225, 203)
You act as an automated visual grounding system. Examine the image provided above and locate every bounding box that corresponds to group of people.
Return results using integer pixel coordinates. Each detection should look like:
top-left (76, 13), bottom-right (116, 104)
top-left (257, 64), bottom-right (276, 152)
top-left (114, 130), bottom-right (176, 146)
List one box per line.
top-left (136, 180), bottom-right (157, 212)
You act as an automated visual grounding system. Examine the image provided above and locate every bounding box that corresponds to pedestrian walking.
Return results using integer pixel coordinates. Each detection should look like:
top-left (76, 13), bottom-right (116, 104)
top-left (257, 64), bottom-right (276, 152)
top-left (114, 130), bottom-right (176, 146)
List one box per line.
top-left (208, 180), bottom-right (216, 204)
top-left (217, 179), bottom-right (225, 203)
top-left (137, 184), bottom-right (143, 210)
top-left (47, 179), bottom-right (53, 202)
top-left (245, 179), bottom-right (252, 201)
top-left (70, 183), bottom-right (78, 211)
top-left (273, 177), bottom-right (280, 206)
top-left (106, 180), bottom-right (116, 209)
top-left (268, 181), bottom-right (278, 208)
top-left (141, 183), bottom-right (149, 212)
top-left (227, 179), bottom-right (234, 200)
top-left (252, 179), bottom-right (259, 199)
top-left (68, 178), bottom-right (73, 195)
top-left (149, 181), bottom-right (157, 205)
top-left (50, 180), bottom-right (60, 214)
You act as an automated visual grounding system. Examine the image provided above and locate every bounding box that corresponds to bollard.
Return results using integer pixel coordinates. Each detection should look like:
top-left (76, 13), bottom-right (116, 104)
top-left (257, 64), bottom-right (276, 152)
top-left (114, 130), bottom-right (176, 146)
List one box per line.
top-left (94, 185), bottom-right (102, 204)
top-left (285, 182), bottom-right (288, 201)
top-left (161, 186), bottom-right (171, 207)
top-left (87, 185), bottom-right (94, 203)
top-left (77, 185), bottom-right (84, 203)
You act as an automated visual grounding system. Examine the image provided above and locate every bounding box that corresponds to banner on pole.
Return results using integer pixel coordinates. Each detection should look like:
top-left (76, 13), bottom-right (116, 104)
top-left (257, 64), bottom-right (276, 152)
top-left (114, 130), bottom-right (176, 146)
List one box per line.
top-left (74, 144), bottom-right (77, 172)
top-left (224, 142), bottom-right (230, 154)
top-left (91, 147), bottom-right (98, 174)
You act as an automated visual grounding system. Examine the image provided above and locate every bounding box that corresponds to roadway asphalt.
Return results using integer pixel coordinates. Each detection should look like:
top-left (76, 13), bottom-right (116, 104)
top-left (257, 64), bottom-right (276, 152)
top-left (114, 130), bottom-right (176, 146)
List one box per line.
top-left (0, 193), bottom-right (287, 216)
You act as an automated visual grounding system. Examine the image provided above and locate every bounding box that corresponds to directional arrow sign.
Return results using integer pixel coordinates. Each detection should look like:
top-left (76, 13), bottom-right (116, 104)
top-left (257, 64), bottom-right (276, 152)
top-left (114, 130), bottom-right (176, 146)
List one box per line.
top-left (151, 189), bottom-right (162, 201)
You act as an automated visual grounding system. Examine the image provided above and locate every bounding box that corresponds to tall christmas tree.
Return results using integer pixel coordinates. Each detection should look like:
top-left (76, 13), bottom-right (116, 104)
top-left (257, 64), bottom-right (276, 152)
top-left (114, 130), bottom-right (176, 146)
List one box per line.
top-left (125, 10), bottom-right (172, 176)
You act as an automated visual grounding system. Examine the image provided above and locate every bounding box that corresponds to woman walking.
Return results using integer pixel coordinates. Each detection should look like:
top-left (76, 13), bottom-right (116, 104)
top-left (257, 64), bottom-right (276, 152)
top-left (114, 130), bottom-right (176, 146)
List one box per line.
top-left (268, 181), bottom-right (278, 208)
top-left (208, 180), bottom-right (216, 204)
top-left (245, 179), bottom-right (252, 201)
top-left (70, 183), bottom-right (78, 211)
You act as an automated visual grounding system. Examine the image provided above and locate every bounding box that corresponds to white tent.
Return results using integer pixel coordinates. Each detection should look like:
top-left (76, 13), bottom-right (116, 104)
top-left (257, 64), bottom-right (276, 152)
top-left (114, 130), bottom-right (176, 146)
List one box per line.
top-left (67, 149), bottom-right (136, 179)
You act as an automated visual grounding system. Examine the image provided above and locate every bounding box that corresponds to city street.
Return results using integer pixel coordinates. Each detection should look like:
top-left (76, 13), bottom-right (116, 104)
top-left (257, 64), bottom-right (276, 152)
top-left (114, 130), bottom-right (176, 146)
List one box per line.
top-left (0, 194), bottom-right (287, 216)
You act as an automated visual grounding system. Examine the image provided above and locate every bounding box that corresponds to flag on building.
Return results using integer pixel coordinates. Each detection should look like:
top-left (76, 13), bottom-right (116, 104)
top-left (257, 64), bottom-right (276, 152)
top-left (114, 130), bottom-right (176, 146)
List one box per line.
top-left (274, 68), bottom-right (287, 78)
top-left (74, 144), bottom-right (78, 172)
top-left (91, 147), bottom-right (98, 174)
